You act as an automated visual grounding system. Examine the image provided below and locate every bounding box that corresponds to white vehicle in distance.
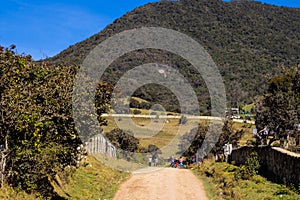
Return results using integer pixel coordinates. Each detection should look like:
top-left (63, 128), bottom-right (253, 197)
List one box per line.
top-left (230, 115), bottom-right (241, 119)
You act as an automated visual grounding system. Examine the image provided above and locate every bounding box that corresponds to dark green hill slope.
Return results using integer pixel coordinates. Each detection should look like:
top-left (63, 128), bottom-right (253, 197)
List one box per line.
top-left (46, 0), bottom-right (300, 114)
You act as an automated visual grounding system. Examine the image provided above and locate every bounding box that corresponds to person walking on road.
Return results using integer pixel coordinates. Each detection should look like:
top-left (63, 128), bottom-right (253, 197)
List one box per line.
top-left (148, 157), bottom-right (152, 167)
top-left (179, 157), bottom-right (184, 168)
top-left (154, 157), bottom-right (158, 167)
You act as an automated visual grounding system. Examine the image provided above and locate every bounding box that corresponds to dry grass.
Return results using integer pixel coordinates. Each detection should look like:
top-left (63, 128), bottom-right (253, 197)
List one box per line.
top-left (103, 116), bottom-right (255, 148)
top-left (232, 121), bottom-right (256, 146)
top-left (102, 116), bottom-right (203, 149)
top-left (102, 116), bottom-right (221, 160)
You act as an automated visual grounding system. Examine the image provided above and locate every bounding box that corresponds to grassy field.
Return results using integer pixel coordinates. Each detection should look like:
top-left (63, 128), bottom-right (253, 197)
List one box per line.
top-left (193, 161), bottom-right (299, 200)
top-left (233, 121), bottom-right (256, 146)
top-left (101, 115), bottom-right (256, 163)
top-left (102, 116), bottom-right (255, 148)
top-left (102, 116), bottom-right (200, 148)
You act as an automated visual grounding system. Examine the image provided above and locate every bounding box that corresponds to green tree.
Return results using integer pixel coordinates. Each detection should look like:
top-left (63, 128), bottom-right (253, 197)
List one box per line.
top-left (95, 82), bottom-right (114, 126)
top-left (147, 144), bottom-right (161, 159)
top-left (105, 128), bottom-right (139, 159)
top-left (244, 152), bottom-right (260, 176)
top-left (181, 121), bottom-right (244, 160)
top-left (0, 46), bottom-right (112, 198)
top-left (0, 46), bottom-right (80, 197)
top-left (254, 67), bottom-right (300, 147)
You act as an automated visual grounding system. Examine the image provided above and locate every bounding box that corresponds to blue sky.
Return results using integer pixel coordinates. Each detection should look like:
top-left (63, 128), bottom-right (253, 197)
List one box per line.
top-left (0, 0), bottom-right (299, 60)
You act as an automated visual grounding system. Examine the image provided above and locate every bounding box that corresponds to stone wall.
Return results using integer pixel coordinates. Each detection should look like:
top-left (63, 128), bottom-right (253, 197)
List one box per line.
top-left (231, 146), bottom-right (300, 187)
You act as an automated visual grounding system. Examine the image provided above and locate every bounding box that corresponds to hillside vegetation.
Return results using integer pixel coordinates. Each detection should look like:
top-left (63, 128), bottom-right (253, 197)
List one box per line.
top-left (194, 160), bottom-right (299, 200)
top-left (46, 0), bottom-right (300, 113)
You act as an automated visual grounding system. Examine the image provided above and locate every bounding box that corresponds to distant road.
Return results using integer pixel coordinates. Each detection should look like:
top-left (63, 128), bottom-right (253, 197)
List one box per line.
top-left (102, 113), bottom-right (255, 124)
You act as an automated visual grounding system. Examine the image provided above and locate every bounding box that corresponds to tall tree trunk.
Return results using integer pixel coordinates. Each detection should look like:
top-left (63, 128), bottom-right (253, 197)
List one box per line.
top-left (0, 137), bottom-right (7, 187)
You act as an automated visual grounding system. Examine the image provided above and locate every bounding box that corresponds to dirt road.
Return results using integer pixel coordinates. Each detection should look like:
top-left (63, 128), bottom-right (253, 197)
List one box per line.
top-left (113, 167), bottom-right (209, 200)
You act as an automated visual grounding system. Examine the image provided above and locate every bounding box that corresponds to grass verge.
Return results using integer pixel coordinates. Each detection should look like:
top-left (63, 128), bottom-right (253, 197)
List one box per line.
top-left (0, 156), bottom-right (129, 200)
top-left (53, 155), bottom-right (129, 199)
top-left (0, 185), bottom-right (37, 200)
top-left (193, 161), bottom-right (299, 200)
top-left (191, 167), bottom-right (221, 200)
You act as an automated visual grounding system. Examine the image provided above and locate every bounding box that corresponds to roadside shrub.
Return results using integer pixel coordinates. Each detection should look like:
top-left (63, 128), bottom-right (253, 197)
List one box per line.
top-left (246, 139), bottom-right (256, 146)
top-left (0, 47), bottom-right (84, 198)
top-left (196, 160), bottom-right (298, 199)
top-left (252, 175), bottom-right (266, 184)
top-left (133, 109), bottom-right (141, 115)
top-left (234, 165), bottom-right (250, 180)
top-left (244, 152), bottom-right (260, 176)
top-left (150, 111), bottom-right (157, 115)
top-left (234, 152), bottom-right (260, 180)
top-left (272, 141), bottom-right (281, 147)
top-left (245, 116), bottom-right (251, 121)
top-left (274, 185), bottom-right (292, 196)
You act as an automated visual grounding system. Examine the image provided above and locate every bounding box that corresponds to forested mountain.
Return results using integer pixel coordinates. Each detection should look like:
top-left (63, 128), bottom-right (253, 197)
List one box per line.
top-left (46, 0), bottom-right (300, 114)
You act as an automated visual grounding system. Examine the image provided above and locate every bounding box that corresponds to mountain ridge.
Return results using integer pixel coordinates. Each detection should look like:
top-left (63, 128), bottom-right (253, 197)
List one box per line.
top-left (46, 0), bottom-right (300, 113)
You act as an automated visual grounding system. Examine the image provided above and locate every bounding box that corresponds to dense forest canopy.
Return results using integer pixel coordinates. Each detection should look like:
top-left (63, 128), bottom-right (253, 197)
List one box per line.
top-left (46, 0), bottom-right (300, 112)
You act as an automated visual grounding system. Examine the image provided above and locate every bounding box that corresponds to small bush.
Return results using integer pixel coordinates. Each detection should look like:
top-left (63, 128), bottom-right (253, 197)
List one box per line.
top-left (234, 165), bottom-right (249, 180)
top-left (272, 141), bottom-right (281, 147)
top-left (274, 185), bottom-right (292, 196)
top-left (234, 152), bottom-right (260, 180)
top-left (244, 152), bottom-right (260, 177)
top-left (133, 109), bottom-right (141, 114)
top-left (245, 116), bottom-right (251, 121)
top-left (246, 139), bottom-right (256, 146)
top-left (179, 115), bottom-right (187, 125)
top-left (252, 175), bottom-right (266, 184)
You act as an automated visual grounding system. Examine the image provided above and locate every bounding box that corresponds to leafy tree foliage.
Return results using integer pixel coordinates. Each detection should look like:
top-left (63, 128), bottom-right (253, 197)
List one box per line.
top-left (244, 152), bottom-right (260, 177)
top-left (147, 144), bottom-right (161, 159)
top-left (0, 46), bottom-right (81, 197)
top-left (216, 120), bottom-right (244, 152)
top-left (95, 82), bottom-right (114, 126)
top-left (234, 151), bottom-right (260, 180)
top-left (105, 128), bottom-right (139, 157)
top-left (181, 120), bottom-right (244, 160)
top-left (254, 66), bottom-right (300, 147)
top-left (0, 46), bottom-right (111, 198)
top-left (132, 109), bottom-right (142, 115)
top-left (129, 97), bottom-right (151, 110)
